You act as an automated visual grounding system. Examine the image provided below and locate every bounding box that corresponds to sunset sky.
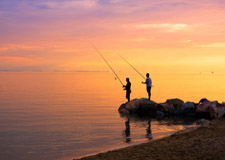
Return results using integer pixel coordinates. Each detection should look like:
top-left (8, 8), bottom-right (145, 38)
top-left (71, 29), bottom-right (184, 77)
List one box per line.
top-left (0, 0), bottom-right (225, 73)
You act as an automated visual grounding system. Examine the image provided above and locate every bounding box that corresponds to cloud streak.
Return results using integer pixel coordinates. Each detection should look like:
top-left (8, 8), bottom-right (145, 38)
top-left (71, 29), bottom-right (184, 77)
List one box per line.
top-left (196, 43), bottom-right (225, 48)
top-left (135, 23), bottom-right (188, 32)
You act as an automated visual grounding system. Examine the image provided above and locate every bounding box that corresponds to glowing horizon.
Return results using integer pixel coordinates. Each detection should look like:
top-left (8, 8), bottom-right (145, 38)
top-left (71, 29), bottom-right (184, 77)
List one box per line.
top-left (0, 0), bottom-right (225, 73)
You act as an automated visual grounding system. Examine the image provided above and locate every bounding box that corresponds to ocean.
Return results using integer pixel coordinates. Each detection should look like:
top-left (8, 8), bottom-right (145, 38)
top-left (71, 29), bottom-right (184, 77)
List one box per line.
top-left (0, 72), bottom-right (224, 160)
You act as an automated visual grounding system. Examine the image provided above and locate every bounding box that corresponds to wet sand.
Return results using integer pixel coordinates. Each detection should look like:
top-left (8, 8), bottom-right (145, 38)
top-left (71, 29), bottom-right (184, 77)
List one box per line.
top-left (74, 118), bottom-right (225, 160)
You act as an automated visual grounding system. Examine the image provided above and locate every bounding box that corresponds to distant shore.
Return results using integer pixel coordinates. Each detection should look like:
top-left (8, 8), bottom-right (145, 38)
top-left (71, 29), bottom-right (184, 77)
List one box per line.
top-left (74, 118), bottom-right (225, 160)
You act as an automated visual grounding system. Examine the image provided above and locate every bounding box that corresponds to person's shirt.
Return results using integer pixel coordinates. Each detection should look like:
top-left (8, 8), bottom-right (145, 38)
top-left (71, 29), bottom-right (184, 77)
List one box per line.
top-left (146, 77), bottom-right (152, 87)
top-left (126, 82), bottom-right (131, 91)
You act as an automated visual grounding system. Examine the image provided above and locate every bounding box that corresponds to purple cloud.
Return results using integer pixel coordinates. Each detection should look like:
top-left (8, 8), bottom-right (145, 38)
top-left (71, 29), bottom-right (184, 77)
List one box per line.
top-left (35, 4), bottom-right (51, 9)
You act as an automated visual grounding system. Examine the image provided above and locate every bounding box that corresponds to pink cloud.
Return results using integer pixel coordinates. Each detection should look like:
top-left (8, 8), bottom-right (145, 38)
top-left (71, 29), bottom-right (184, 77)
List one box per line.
top-left (0, 0), bottom-right (225, 71)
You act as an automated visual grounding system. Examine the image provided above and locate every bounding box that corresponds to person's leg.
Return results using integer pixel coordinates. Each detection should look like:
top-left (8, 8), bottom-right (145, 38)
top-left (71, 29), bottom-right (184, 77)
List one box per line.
top-left (126, 91), bottom-right (130, 102)
top-left (147, 87), bottom-right (149, 100)
top-left (147, 87), bottom-right (151, 100)
top-left (146, 87), bottom-right (148, 100)
top-left (128, 91), bottom-right (130, 102)
top-left (149, 87), bottom-right (151, 100)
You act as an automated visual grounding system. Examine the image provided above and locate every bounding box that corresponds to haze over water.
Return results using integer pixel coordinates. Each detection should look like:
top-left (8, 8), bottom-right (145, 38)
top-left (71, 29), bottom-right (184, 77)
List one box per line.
top-left (0, 72), bottom-right (225, 160)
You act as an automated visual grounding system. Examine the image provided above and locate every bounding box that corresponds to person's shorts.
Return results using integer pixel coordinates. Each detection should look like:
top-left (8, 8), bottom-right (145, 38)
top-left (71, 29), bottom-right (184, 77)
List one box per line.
top-left (147, 87), bottom-right (151, 93)
top-left (126, 90), bottom-right (131, 98)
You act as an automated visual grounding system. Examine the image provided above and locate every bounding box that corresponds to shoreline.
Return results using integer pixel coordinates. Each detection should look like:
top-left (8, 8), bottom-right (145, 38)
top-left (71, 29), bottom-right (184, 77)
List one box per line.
top-left (74, 118), bottom-right (225, 160)
top-left (73, 129), bottom-right (192, 160)
top-left (73, 120), bottom-right (198, 160)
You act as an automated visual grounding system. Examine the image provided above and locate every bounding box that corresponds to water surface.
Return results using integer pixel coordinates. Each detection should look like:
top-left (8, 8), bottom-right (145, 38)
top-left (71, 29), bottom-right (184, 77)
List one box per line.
top-left (0, 72), bottom-right (224, 160)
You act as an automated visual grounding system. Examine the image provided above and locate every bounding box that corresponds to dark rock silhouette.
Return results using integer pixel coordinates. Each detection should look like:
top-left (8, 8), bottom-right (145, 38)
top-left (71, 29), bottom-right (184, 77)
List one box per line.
top-left (118, 98), bottom-right (225, 119)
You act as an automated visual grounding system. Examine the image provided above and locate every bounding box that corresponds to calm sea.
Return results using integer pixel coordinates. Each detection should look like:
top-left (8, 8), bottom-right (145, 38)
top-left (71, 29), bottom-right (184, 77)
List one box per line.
top-left (0, 72), bottom-right (224, 160)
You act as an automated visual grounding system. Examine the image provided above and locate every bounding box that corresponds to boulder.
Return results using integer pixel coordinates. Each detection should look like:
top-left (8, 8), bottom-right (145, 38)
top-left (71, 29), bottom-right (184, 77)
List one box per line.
top-left (174, 108), bottom-right (183, 116)
top-left (139, 100), bottom-right (158, 113)
top-left (156, 111), bottom-right (165, 119)
top-left (182, 102), bottom-right (196, 110)
top-left (118, 107), bottom-right (130, 115)
top-left (166, 98), bottom-right (184, 110)
top-left (196, 101), bottom-right (225, 119)
top-left (118, 98), bottom-right (147, 114)
top-left (174, 102), bottom-right (197, 116)
top-left (118, 103), bottom-right (126, 113)
top-left (118, 98), bottom-right (225, 119)
top-left (196, 118), bottom-right (212, 127)
top-left (156, 103), bottom-right (174, 114)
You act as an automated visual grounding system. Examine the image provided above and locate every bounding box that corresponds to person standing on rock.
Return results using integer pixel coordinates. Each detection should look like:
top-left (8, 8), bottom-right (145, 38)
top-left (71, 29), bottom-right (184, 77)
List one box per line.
top-left (123, 78), bottom-right (131, 102)
top-left (142, 73), bottom-right (152, 100)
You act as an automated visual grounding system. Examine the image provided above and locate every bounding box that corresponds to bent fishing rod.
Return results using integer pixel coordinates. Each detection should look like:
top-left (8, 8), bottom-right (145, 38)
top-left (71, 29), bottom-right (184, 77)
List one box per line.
top-left (118, 54), bottom-right (145, 80)
top-left (92, 45), bottom-right (124, 86)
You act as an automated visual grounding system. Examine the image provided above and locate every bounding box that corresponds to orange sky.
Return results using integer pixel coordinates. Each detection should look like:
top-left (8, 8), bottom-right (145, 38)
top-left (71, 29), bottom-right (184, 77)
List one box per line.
top-left (0, 0), bottom-right (225, 73)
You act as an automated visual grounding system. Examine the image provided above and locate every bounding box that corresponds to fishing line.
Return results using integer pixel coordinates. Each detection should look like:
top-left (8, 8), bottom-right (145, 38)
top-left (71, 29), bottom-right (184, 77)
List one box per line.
top-left (92, 45), bottom-right (124, 86)
top-left (118, 54), bottom-right (145, 80)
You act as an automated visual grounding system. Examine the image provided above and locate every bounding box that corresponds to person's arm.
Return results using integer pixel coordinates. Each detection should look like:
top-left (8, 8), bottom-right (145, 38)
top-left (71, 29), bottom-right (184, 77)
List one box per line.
top-left (142, 79), bottom-right (148, 84)
top-left (123, 84), bottom-right (127, 90)
top-left (142, 79), bottom-right (146, 84)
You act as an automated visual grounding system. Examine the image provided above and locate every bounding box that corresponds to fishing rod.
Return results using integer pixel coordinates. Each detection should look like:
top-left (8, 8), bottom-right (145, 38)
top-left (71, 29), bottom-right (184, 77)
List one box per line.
top-left (119, 55), bottom-right (154, 87)
top-left (92, 45), bottom-right (124, 86)
top-left (118, 54), bottom-right (145, 80)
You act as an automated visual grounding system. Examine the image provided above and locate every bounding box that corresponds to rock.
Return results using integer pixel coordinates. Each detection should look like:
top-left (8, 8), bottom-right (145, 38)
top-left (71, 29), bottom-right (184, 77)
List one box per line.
top-left (118, 103), bottom-right (126, 112)
top-left (118, 98), bottom-right (147, 114)
top-left (182, 102), bottom-right (196, 110)
top-left (118, 98), bottom-right (225, 119)
top-left (197, 118), bottom-right (212, 127)
top-left (197, 101), bottom-right (225, 119)
top-left (166, 98), bottom-right (184, 110)
top-left (156, 111), bottom-right (165, 119)
top-left (174, 109), bottom-right (183, 116)
top-left (199, 98), bottom-right (209, 103)
top-left (174, 102), bottom-right (197, 116)
top-left (156, 103), bottom-right (174, 114)
top-left (119, 108), bottom-right (130, 114)
top-left (139, 100), bottom-right (158, 114)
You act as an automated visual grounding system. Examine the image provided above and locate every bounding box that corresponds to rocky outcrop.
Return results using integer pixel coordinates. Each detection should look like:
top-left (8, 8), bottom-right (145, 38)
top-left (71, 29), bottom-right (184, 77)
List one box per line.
top-left (118, 98), bottom-right (149, 114)
top-left (119, 98), bottom-right (189, 116)
top-left (196, 101), bottom-right (225, 119)
top-left (118, 98), bottom-right (225, 119)
top-left (138, 100), bottom-right (158, 114)
top-left (166, 98), bottom-right (184, 110)
top-left (156, 103), bottom-right (175, 115)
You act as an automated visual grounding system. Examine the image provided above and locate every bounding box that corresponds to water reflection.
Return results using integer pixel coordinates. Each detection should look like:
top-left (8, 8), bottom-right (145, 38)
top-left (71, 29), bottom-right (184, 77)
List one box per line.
top-left (156, 116), bottom-right (198, 126)
top-left (123, 116), bottom-right (154, 143)
top-left (145, 120), bottom-right (152, 140)
top-left (124, 119), bottom-right (131, 143)
top-left (121, 114), bottom-right (198, 143)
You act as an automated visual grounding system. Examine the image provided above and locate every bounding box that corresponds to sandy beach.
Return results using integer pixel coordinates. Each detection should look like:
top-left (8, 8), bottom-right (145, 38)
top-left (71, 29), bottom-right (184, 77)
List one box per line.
top-left (75, 118), bottom-right (225, 160)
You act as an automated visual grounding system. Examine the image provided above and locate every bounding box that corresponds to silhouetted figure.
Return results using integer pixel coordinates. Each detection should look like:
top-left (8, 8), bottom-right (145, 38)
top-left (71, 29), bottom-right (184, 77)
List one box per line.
top-left (142, 73), bottom-right (152, 100)
top-left (145, 119), bottom-right (153, 140)
top-left (124, 119), bottom-right (131, 143)
top-left (123, 78), bottom-right (131, 102)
